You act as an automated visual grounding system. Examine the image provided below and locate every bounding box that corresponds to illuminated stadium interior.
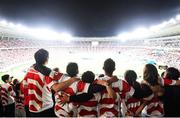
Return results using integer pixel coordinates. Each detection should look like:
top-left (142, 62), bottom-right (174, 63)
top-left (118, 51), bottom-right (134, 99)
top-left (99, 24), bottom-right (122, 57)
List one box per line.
top-left (0, 14), bottom-right (180, 83)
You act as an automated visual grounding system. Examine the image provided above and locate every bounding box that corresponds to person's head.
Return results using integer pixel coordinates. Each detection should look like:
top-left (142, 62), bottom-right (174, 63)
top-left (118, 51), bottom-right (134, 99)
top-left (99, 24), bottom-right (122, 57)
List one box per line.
top-left (82, 71), bottom-right (95, 83)
top-left (124, 70), bottom-right (137, 86)
top-left (103, 58), bottom-right (115, 76)
top-left (1, 74), bottom-right (13, 83)
top-left (143, 64), bottom-right (159, 86)
top-left (13, 79), bottom-right (19, 85)
top-left (34, 49), bottom-right (49, 65)
top-left (66, 62), bottom-right (79, 77)
top-left (164, 67), bottom-right (180, 80)
top-left (53, 67), bottom-right (60, 72)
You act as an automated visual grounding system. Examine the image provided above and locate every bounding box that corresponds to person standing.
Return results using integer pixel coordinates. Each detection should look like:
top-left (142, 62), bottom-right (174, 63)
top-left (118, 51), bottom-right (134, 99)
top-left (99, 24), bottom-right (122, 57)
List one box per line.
top-left (21, 49), bottom-right (79, 117)
top-left (0, 74), bottom-right (16, 117)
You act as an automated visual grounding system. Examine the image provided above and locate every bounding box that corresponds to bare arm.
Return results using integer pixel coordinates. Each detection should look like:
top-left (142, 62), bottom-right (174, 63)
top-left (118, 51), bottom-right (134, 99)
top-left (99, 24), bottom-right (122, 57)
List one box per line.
top-left (135, 101), bottom-right (147, 116)
top-left (51, 77), bottom-right (79, 92)
top-left (96, 79), bottom-right (117, 99)
top-left (106, 76), bottom-right (119, 85)
top-left (175, 80), bottom-right (180, 85)
top-left (105, 85), bottom-right (117, 99)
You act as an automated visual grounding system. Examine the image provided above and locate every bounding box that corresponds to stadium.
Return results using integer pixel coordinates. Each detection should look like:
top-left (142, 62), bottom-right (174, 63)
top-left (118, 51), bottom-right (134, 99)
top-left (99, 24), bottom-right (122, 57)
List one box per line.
top-left (0, 0), bottom-right (180, 117)
top-left (0, 15), bottom-right (180, 83)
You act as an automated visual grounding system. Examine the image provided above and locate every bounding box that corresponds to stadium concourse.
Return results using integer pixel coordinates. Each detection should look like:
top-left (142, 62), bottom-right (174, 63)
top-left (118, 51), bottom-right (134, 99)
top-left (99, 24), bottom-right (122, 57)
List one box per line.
top-left (0, 16), bottom-right (180, 117)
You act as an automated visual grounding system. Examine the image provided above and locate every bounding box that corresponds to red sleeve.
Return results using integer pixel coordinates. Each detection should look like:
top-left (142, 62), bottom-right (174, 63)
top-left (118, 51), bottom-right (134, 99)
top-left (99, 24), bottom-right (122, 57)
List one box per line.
top-left (8, 86), bottom-right (13, 92)
top-left (49, 71), bottom-right (63, 81)
top-left (46, 72), bottom-right (64, 89)
top-left (122, 80), bottom-right (131, 92)
top-left (121, 80), bottom-right (135, 97)
top-left (77, 81), bottom-right (90, 93)
top-left (162, 78), bottom-right (176, 86)
top-left (8, 86), bottom-right (15, 97)
top-left (77, 81), bottom-right (85, 92)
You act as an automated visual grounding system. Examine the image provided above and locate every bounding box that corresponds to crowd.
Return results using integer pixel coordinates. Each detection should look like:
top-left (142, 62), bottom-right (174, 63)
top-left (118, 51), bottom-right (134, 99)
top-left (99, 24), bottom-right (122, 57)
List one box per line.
top-left (0, 46), bottom-right (180, 71)
top-left (0, 48), bottom-right (180, 117)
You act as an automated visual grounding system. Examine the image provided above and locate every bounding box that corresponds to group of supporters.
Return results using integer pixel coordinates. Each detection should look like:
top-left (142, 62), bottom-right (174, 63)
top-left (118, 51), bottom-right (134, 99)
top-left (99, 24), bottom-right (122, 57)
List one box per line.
top-left (0, 48), bottom-right (180, 117)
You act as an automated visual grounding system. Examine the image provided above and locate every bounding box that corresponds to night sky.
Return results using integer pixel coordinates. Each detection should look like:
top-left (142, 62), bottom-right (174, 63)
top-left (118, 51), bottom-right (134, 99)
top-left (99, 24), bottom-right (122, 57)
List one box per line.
top-left (0, 0), bottom-right (180, 37)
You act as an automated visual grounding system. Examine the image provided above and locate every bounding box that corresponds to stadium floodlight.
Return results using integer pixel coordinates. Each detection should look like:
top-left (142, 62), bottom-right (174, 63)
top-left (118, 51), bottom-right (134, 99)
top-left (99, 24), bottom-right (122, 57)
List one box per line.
top-left (28, 28), bottom-right (60, 40)
top-left (59, 32), bottom-right (72, 39)
top-left (27, 28), bottom-right (73, 41)
top-left (131, 27), bottom-right (149, 39)
top-left (150, 21), bottom-right (168, 31)
top-left (0, 20), bottom-right (8, 26)
top-left (149, 25), bottom-right (160, 31)
top-left (160, 21), bottom-right (168, 27)
top-left (168, 18), bottom-right (176, 24)
top-left (59, 32), bottom-right (73, 42)
top-left (16, 24), bottom-right (28, 32)
top-left (118, 27), bottom-right (149, 41)
top-left (118, 32), bottom-right (131, 41)
top-left (91, 41), bottom-right (99, 46)
top-left (9, 22), bottom-right (16, 28)
top-left (176, 14), bottom-right (180, 20)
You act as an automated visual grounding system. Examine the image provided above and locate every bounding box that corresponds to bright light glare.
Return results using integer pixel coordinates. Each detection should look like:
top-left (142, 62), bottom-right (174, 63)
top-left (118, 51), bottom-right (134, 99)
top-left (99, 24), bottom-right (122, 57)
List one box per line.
top-left (118, 32), bottom-right (131, 41)
top-left (176, 14), bottom-right (180, 20)
top-left (9, 22), bottom-right (16, 28)
top-left (91, 41), bottom-right (99, 46)
top-left (59, 32), bottom-right (72, 39)
top-left (0, 19), bottom-right (73, 41)
top-left (28, 28), bottom-right (63, 40)
top-left (132, 27), bottom-right (149, 38)
top-left (169, 18), bottom-right (176, 24)
top-left (0, 20), bottom-right (8, 26)
top-left (16, 24), bottom-right (28, 31)
top-left (118, 27), bottom-right (149, 41)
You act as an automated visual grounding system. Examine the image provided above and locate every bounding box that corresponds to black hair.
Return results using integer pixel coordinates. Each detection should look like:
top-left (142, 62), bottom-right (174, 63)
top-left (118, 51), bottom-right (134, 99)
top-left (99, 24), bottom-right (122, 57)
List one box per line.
top-left (34, 49), bottom-right (49, 65)
top-left (13, 79), bottom-right (19, 85)
top-left (124, 70), bottom-right (143, 98)
top-left (53, 67), bottom-right (60, 72)
top-left (143, 64), bottom-right (159, 86)
top-left (66, 62), bottom-right (78, 77)
top-left (124, 70), bottom-right (137, 86)
top-left (82, 71), bottom-right (95, 83)
top-left (165, 67), bottom-right (180, 80)
top-left (1, 74), bottom-right (10, 83)
top-left (14, 83), bottom-right (20, 99)
top-left (34, 49), bottom-right (51, 76)
top-left (103, 58), bottom-right (115, 76)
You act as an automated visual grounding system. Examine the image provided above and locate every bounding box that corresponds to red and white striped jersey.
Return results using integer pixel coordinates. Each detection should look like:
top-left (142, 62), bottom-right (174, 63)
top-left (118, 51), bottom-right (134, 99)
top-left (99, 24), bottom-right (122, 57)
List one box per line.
top-left (24, 67), bottom-right (62, 113)
top-left (123, 97), bottom-right (142, 116)
top-left (142, 94), bottom-right (164, 116)
top-left (20, 76), bottom-right (29, 106)
top-left (141, 78), bottom-right (177, 116)
top-left (98, 75), bottom-right (135, 117)
top-left (15, 94), bottom-right (24, 110)
top-left (77, 93), bottom-right (101, 117)
top-left (0, 83), bottom-right (15, 106)
top-left (54, 79), bottom-right (90, 117)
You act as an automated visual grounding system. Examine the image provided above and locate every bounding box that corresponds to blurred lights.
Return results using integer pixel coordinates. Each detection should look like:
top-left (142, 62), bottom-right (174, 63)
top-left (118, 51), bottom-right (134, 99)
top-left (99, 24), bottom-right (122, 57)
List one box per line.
top-left (0, 19), bottom-right (72, 41)
top-left (176, 14), bottom-right (180, 20)
top-left (118, 27), bottom-right (149, 41)
top-left (0, 20), bottom-right (8, 26)
top-left (118, 14), bottom-right (180, 41)
top-left (91, 41), bottom-right (99, 46)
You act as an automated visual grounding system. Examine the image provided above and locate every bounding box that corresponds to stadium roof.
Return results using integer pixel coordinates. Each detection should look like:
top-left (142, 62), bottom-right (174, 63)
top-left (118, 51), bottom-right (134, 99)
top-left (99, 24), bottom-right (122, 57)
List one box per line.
top-left (0, 0), bottom-right (180, 37)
